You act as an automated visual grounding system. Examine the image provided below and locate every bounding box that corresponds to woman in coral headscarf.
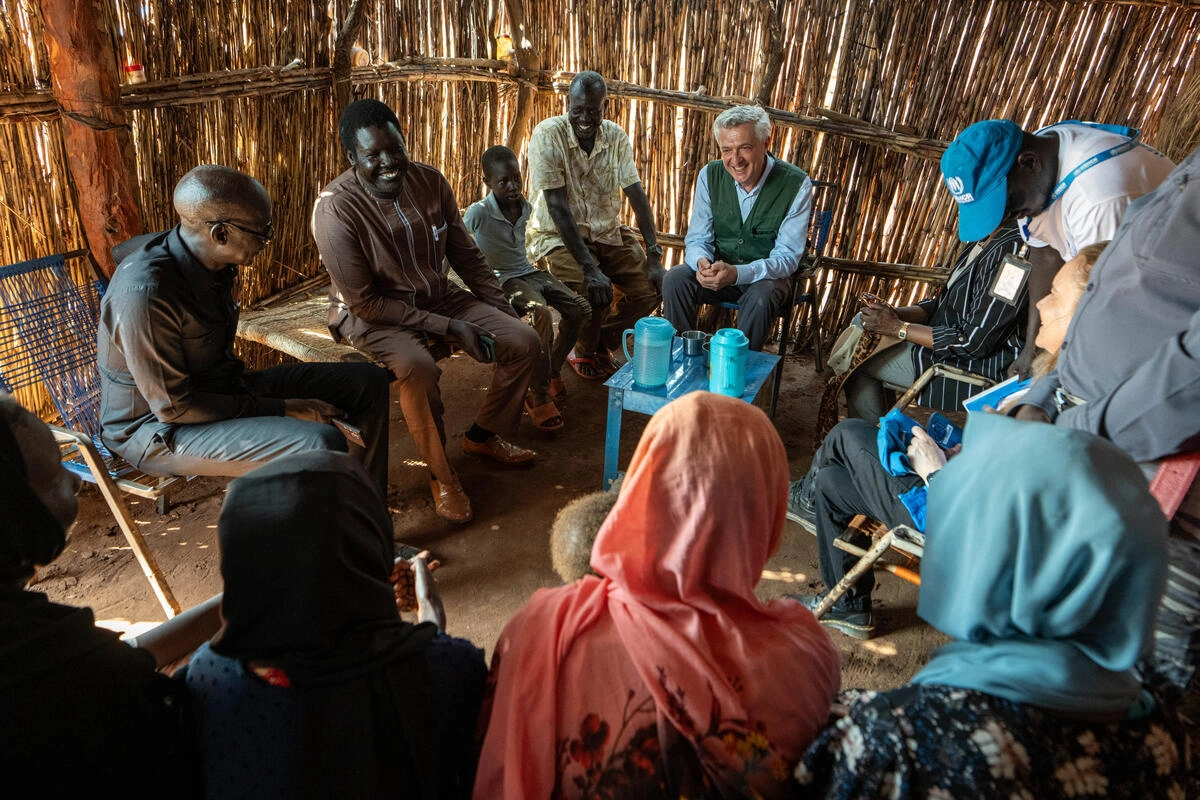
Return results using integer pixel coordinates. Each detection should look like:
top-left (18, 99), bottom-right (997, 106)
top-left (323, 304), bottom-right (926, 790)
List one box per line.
top-left (473, 391), bottom-right (841, 799)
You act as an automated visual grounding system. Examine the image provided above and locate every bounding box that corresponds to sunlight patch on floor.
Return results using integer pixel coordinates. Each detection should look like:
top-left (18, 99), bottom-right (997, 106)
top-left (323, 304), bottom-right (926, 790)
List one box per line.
top-left (759, 568), bottom-right (809, 584)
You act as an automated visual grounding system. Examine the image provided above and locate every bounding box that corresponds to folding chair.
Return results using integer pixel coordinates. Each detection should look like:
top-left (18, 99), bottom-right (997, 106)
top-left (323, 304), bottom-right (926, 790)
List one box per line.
top-left (886, 363), bottom-right (994, 415)
top-left (0, 254), bottom-right (181, 617)
top-left (708, 180), bottom-right (838, 418)
top-left (795, 444), bottom-right (1200, 624)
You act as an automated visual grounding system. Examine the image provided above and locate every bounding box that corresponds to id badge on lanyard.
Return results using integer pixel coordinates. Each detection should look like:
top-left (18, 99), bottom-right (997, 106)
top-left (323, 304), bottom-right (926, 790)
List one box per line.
top-left (989, 253), bottom-right (1031, 306)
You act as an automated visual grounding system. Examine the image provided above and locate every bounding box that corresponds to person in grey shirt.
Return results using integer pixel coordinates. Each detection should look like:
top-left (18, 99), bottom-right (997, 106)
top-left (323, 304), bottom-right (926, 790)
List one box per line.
top-left (463, 145), bottom-right (591, 430)
top-left (1014, 146), bottom-right (1199, 462)
top-left (1014, 145), bottom-right (1200, 716)
top-left (98, 165), bottom-right (392, 497)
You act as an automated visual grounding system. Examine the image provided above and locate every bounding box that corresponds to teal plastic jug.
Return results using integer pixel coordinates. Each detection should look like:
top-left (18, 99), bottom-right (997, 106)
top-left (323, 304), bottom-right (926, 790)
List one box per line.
top-left (622, 316), bottom-right (675, 388)
top-left (709, 328), bottom-right (749, 397)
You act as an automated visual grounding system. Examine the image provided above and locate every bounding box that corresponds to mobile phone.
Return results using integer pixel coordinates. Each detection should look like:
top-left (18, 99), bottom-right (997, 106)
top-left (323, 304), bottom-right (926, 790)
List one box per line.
top-left (859, 292), bottom-right (885, 305)
top-left (478, 334), bottom-right (497, 363)
top-left (332, 418), bottom-right (365, 447)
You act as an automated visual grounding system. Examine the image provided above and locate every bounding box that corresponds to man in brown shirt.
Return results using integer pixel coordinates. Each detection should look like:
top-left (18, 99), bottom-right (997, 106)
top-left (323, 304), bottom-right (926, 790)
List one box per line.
top-left (312, 99), bottom-right (540, 524)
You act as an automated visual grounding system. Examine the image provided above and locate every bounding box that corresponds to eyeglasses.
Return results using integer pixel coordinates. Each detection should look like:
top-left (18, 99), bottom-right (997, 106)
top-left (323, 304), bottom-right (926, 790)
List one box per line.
top-left (207, 219), bottom-right (274, 244)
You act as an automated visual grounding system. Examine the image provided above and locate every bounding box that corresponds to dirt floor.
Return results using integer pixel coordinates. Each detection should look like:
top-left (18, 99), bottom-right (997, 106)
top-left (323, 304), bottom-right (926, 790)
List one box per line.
top-left (34, 349), bottom-right (947, 691)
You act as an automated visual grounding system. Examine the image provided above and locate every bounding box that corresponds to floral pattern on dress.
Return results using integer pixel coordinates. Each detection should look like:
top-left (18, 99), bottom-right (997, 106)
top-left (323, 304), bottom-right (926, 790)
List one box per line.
top-left (794, 685), bottom-right (1190, 799)
top-left (554, 668), bottom-right (794, 799)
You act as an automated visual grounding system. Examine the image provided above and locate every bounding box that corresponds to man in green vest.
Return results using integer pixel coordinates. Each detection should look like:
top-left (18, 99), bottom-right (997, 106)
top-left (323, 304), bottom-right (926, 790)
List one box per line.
top-left (663, 105), bottom-right (812, 350)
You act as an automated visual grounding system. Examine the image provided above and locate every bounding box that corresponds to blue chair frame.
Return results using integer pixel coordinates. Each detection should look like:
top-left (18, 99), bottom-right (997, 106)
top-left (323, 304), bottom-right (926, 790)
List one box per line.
top-left (0, 254), bottom-right (180, 616)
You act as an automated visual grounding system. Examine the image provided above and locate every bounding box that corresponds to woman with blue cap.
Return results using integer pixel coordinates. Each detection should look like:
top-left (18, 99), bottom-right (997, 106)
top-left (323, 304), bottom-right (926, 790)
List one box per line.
top-left (794, 413), bottom-right (1189, 797)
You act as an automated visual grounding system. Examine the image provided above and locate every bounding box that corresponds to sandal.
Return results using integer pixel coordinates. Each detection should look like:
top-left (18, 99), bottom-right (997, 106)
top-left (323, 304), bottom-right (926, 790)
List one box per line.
top-left (549, 376), bottom-right (568, 403)
top-left (524, 396), bottom-right (565, 432)
top-left (590, 351), bottom-right (620, 377)
top-left (567, 349), bottom-right (610, 381)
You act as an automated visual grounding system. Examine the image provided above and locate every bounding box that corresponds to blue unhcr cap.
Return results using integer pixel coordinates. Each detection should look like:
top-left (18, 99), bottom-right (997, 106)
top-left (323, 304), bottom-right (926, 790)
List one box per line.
top-left (940, 120), bottom-right (1024, 242)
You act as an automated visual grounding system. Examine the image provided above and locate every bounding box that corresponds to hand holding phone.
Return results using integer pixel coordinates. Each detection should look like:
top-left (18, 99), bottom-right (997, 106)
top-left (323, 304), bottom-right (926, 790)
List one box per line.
top-left (478, 334), bottom-right (497, 363)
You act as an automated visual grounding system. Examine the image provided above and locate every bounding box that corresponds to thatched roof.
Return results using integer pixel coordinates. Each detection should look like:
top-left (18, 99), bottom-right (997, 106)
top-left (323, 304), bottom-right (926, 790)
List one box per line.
top-left (2, 0), bottom-right (1198, 325)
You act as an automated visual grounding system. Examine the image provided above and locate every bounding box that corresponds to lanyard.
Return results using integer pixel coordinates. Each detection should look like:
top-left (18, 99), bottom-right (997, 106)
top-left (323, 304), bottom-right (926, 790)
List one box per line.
top-left (1036, 121), bottom-right (1142, 205)
top-left (1019, 121), bottom-right (1144, 240)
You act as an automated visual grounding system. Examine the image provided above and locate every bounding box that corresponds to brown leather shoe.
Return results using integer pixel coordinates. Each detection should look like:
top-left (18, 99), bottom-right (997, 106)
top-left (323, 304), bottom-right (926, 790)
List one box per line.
top-left (461, 434), bottom-right (537, 466)
top-left (430, 476), bottom-right (472, 524)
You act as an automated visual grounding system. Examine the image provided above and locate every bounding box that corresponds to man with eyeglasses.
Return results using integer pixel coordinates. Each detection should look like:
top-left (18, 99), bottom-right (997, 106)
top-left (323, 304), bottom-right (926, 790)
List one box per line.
top-left (97, 164), bottom-right (393, 498)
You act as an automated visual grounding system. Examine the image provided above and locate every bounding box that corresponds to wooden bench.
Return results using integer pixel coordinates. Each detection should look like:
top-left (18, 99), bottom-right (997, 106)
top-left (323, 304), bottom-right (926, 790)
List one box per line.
top-left (236, 280), bottom-right (452, 366)
top-left (236, 282), bottom-right (371, 364)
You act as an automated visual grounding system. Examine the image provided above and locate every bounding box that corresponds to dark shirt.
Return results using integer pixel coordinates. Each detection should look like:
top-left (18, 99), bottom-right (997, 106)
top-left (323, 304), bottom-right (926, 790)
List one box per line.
top-left (0, 589), bottom-right (198, 799)
top-left (98, 228), bottom-right (284, 457)
top-left (311, 163), bottom-right (511, 339)
top-left (911, 226), bottom-right (1027, 408)
top-left (1022, 146), bottom-right (1200, 461)
top-left (187, 633), bottom-right (487, 800)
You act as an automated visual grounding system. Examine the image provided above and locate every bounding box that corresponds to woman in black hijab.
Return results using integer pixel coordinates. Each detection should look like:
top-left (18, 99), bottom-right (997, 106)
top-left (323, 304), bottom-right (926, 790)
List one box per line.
top-left (0, 393), bottom-right (199, 798)
top-left (186, 449), bottom-right (486, 800)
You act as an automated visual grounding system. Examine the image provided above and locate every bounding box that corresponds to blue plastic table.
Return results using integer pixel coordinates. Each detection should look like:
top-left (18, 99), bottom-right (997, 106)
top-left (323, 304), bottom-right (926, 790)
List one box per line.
top-left (601, 339), bottom-right (781, 488)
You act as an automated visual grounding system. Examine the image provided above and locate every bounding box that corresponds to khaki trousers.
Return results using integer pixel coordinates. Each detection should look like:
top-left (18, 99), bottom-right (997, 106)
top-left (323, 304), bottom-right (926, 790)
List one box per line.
top-left (541, 229), bottom-right (660, 357)
top-left (348, 292), bottom-right (539, 483)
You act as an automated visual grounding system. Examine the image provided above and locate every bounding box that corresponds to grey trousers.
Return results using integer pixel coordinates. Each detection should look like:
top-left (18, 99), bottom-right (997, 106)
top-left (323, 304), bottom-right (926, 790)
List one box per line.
top-left (661, 263), bottom-right (790, 351)
top-left (127, 361), bottom-right (392, 498)
top-left (843, 340), bottom-right (919, 421)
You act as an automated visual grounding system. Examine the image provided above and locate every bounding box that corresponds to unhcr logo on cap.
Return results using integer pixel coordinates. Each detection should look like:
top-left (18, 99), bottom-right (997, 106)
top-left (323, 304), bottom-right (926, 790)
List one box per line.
top-left (946, 176), bottom-right (974, 204)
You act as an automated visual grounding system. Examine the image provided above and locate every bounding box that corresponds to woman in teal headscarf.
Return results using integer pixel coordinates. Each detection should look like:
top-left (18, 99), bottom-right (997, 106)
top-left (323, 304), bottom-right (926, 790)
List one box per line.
top-left (795, 413), bottom-right (1190, 798)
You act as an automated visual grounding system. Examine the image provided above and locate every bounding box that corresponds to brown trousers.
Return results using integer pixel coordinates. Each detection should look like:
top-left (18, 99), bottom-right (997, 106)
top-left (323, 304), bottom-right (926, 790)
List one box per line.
top-left (346, 291), bottom-right (539, 483)
top-left (541, 228), bottom-right (660, 357)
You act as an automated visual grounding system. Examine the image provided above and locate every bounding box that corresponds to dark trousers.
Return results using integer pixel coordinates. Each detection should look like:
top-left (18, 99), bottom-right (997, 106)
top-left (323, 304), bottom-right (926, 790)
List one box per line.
top-left (133, 362), bottom-right (392, 498)
top-left (811, 418), bottom-right (921, 609)
top-left (661, 263), bottom-right (790, 351)
top-left (502, 271), bottom-right (592, 395)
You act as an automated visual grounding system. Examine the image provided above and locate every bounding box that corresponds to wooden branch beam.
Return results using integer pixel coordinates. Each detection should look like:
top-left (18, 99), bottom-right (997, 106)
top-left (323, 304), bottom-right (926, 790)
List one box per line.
top-left (501, 0), bottom-right (541, 151)
top-left (820, 256), bottom-right (947, 284)
top-left (755, 0), bottom-right (787, 107)
top-left (38, 0), bottom-right (143, 277)
top-left (1, 59), bottom-right (950, 160)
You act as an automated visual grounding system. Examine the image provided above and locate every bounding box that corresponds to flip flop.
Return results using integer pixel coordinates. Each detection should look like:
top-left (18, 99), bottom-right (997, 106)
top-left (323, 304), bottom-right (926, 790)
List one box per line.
top-left (549, 376), bottom-right (568, 403)
top-left (524, 397), bottom-right (565, 431)
top-left (567, 349), bottom-right (609, 381)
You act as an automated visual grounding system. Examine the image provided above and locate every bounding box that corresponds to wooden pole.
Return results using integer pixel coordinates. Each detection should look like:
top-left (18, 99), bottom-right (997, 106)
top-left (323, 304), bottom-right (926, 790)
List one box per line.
top-left (502, 0), bottom-right (541, 151)
top-left (38, 0), bottom-right (142, 278)
top-left (755, 0), bottom-right (787, 107)
top-left (333, 0), bottom-right (367, 117)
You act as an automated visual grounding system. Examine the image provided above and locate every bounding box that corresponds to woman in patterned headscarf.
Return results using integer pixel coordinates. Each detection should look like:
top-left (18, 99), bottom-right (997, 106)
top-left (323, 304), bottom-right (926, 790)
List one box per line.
top-left (795, 413), bottom-right (1190, 798)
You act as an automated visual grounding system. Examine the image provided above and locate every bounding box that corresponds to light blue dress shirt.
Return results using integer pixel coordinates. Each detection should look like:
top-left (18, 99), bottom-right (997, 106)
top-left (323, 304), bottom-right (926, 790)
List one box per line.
top-left (683, 155), bottom-right (813, 285)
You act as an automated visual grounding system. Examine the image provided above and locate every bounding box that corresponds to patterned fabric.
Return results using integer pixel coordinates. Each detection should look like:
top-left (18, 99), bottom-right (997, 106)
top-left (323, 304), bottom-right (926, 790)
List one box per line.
top-left (795, 686), bottom-right (1190, 799)
top-left (473, 393), bottom-right (840, 800)
top-left (813, 330), bottom-right (885, 450)
top-left (525, 116), bottom-right (641, 262)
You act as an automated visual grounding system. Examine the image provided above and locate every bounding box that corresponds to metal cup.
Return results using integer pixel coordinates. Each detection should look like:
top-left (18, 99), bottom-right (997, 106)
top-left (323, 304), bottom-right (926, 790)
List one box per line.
top-left (681, 330), bottom-right (709, 357)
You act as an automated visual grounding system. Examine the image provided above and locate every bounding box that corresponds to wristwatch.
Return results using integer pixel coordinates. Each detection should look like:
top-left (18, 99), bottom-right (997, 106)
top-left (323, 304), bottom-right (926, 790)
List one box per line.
top-left (646, 243), bottom-right (663, 258)
top-left (897, 322), bottom-right (910, 341)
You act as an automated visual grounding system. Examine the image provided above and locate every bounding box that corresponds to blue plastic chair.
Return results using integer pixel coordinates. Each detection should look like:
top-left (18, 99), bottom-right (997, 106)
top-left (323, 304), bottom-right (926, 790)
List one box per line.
top-left (711, 179), bottom-right (838, 417)
top-left (0, 254), bottom-right (180, 616)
